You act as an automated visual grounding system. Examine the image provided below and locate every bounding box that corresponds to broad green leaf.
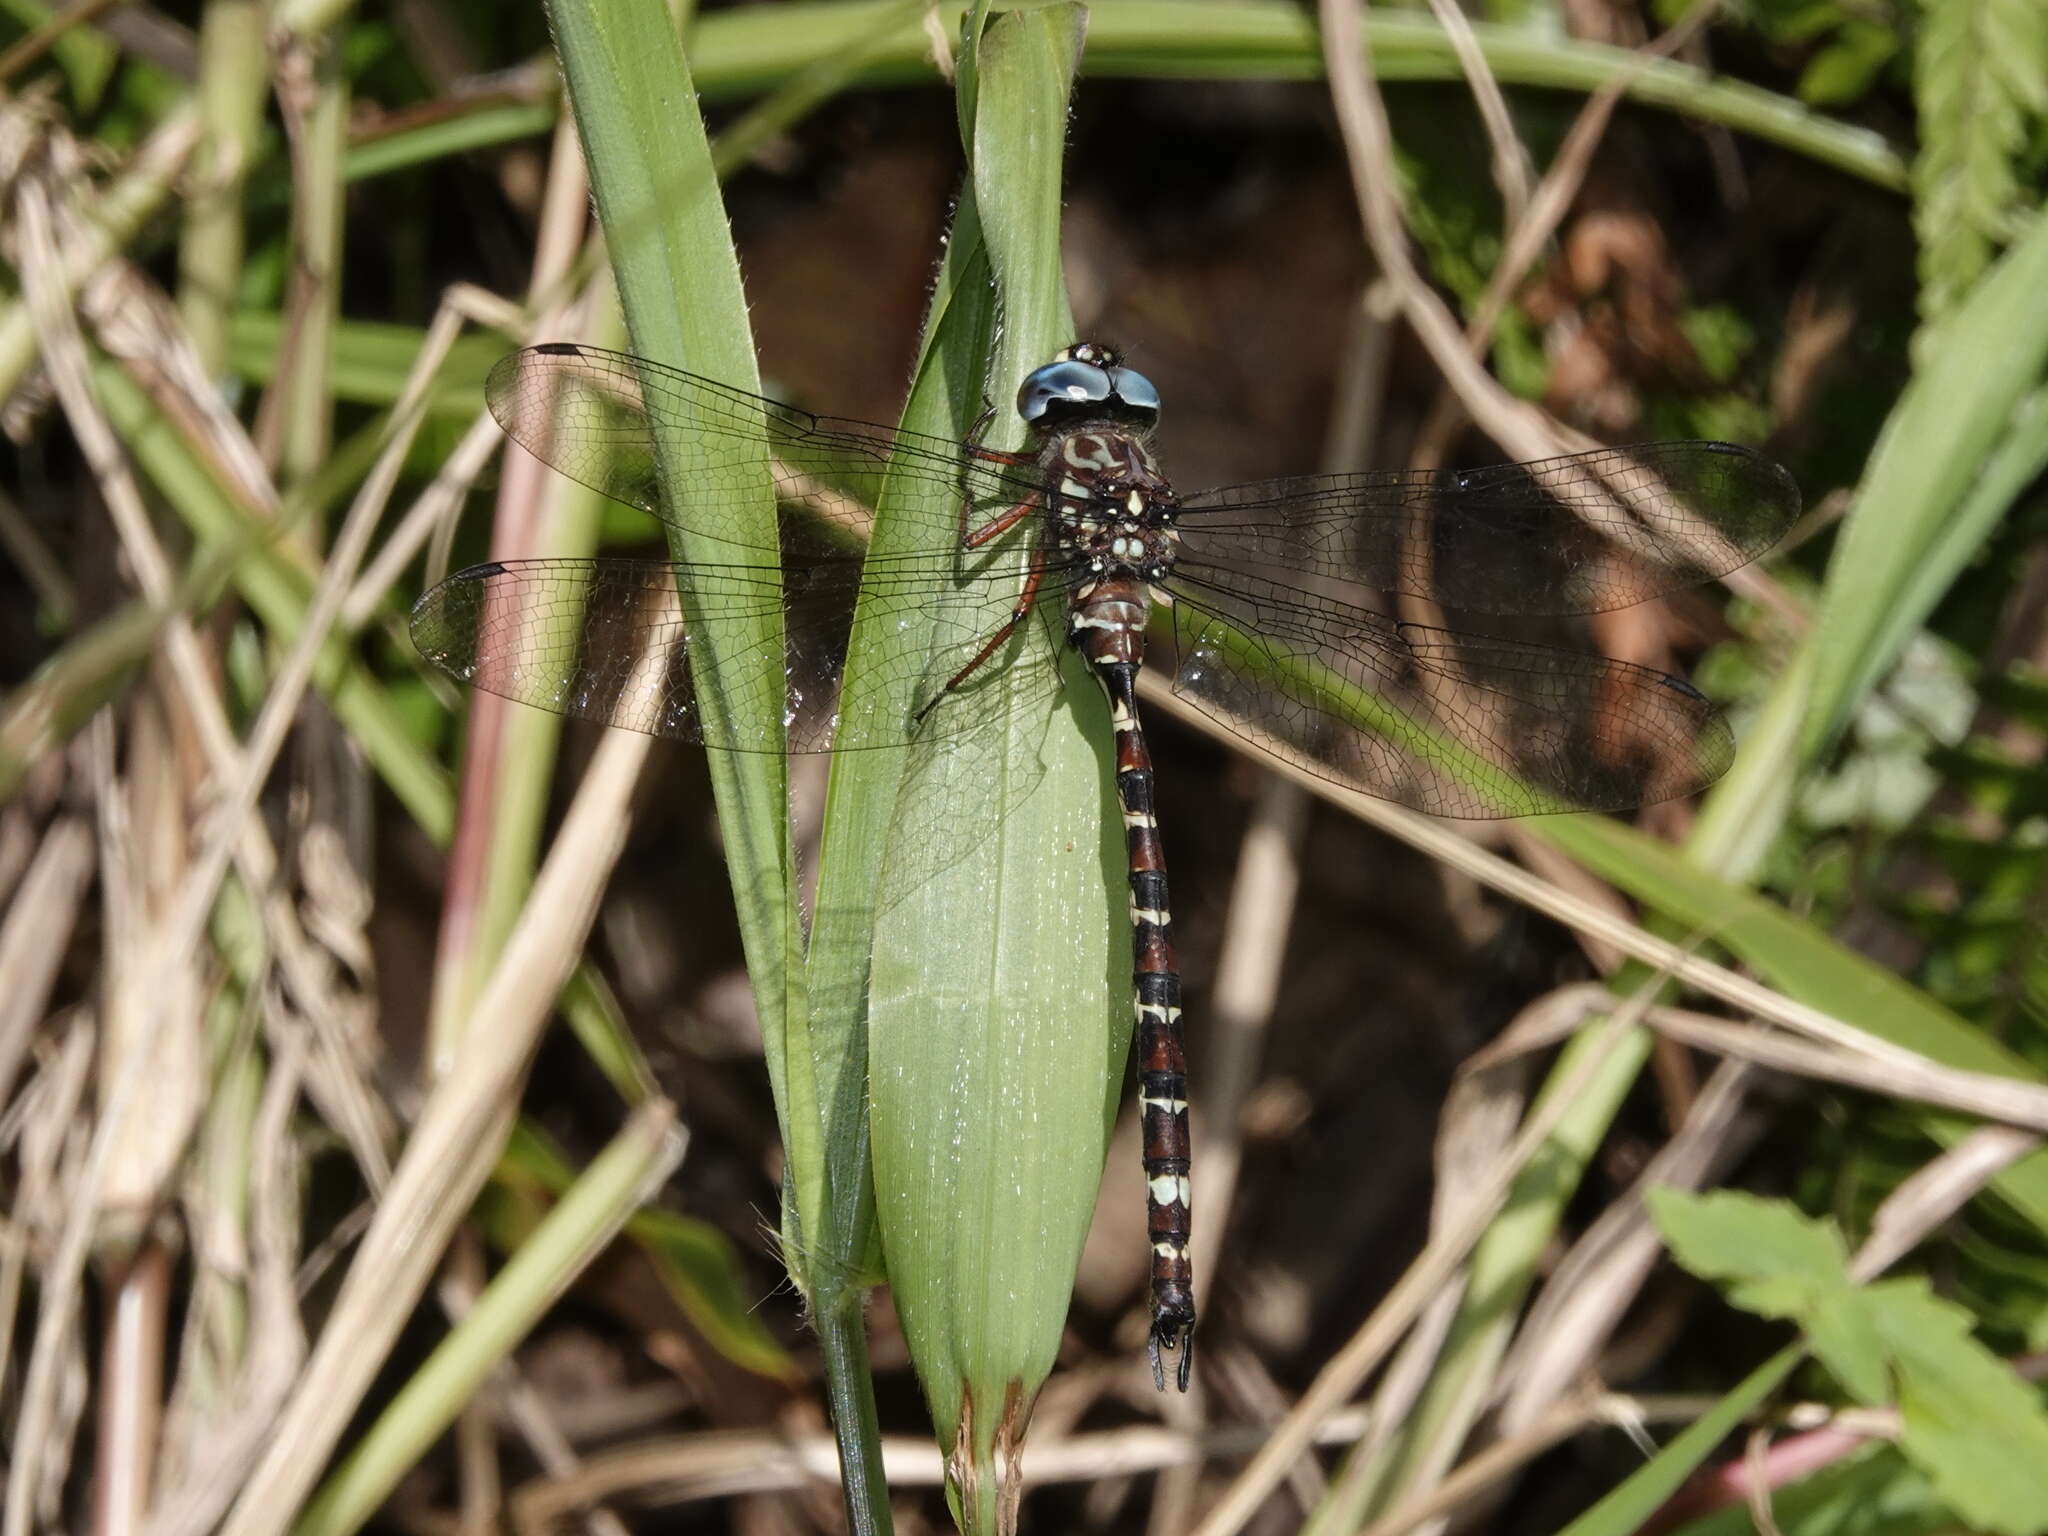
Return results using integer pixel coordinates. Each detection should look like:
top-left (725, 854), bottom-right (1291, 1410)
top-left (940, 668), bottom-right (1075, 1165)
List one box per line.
top-left (1647, 1188), bottom-right (1852, 1317)
top-left (545, 0), bottom-right (801, 1272)
top-left (1803, 1294), bottom-right (1893, 1408)
top-left (1874, 1276), bottom-right (2048, 1536)
top-left (1657, 1194), bottom-right (2048, 1536)
top-left (862, 11), bottom-right (1099, 1531)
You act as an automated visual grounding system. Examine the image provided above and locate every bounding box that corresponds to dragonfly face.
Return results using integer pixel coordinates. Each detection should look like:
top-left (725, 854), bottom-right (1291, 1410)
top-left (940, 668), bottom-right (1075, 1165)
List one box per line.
top-left (1015, 342), bottom-right (1162, 431)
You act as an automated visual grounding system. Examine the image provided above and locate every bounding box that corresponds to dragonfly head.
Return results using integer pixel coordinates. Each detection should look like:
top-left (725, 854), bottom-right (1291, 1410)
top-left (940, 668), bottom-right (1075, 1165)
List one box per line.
top-left (1017, 343), bottom-right (1160, 432)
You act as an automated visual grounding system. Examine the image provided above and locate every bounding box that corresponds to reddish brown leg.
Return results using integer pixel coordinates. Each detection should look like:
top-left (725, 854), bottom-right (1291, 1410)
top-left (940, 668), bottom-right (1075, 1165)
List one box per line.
top-left (915, 552), bottom-right (1048, 722)
top-left (964, 441), bottom-right (1031, 469)
top-left (964, 490), bottom-right (1041, 548)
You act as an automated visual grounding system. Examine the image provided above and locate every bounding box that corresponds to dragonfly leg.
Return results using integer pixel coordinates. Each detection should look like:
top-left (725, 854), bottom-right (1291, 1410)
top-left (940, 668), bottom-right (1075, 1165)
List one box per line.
top-left (963, 489), bottom-right (1041, 549)
top-left (955, 430), bottom-right (1033, 541)
top-left (914, 552), bottom-right (1048, 723)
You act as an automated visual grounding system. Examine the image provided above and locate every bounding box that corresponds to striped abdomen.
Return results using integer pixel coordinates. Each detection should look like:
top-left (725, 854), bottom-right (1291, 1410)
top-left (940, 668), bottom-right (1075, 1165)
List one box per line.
top-left (1070, 578), bottom-right (1196, 1390)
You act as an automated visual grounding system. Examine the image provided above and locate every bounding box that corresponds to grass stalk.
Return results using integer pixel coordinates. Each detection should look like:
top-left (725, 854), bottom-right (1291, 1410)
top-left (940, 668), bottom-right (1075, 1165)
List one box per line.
top-left (176, 0), bottom-right (268, 375)
top-left (293, 1102), bottom-right (686, 1536)
top-left (260, 9), bottom-right (351, 485)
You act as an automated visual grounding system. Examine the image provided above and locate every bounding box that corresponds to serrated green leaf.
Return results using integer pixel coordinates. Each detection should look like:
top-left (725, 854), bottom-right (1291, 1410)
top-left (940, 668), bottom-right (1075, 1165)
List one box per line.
top-left (1804, 1291), bottom-right (1894, 1405)
top-left (1911, 0), bottom-right (2048, 324)
top-left (1648, 1187), bottom-right (1854, 1313)
top-left (1871, 1276), bottom-right (2048, 1536)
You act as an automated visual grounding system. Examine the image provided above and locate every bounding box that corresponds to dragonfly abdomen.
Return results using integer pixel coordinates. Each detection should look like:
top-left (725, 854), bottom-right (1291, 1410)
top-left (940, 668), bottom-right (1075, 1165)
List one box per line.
top-left (1076, 584), bottom-right (1197, 1390)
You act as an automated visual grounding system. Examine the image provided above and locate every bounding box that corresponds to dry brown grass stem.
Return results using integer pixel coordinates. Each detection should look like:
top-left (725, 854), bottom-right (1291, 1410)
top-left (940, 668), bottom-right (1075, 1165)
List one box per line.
top-left (143, 1035), bottom-right (308, 1536)
top-left (1646, 1000), bottom-right (2048, 1132)
top-left (19, 171), bottom-right (394, 1188)
top-left (0, 999), bottom-right (93, 1519)
top-left (1492, 1056), bottom-right (1760, 1433)
top-left (1188, 775), bottom-right (1309, 1339)
top-left (218, 722), bottom-right (654, 1534)
top-left (1850, 1126), bottom-right (2041, 1283)
top-left (340, 283), bottom-right (540, 628)
top-left (0, 0), bottom-right (127, 82)
top-left (0, 815), bottom-right (91, 1106)
top-left (509, 1406), bottom-right (1380, 1528)
top-left (1317, 0), bottom-right (1581, 468)
top-left (341, 403), bottom-right (510, 628)
top-left (1453, 0), bottom-right (1721, 383)
top-left (1419, 0), bottom-right (1532, 229)
top-left (1465, 981), bottom-right (2048, 1139)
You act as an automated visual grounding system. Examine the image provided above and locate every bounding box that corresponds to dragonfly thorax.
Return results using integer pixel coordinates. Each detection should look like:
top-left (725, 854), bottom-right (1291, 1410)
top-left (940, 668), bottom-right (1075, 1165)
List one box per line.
top-left (1045, 427), bottom-right (1180, 585)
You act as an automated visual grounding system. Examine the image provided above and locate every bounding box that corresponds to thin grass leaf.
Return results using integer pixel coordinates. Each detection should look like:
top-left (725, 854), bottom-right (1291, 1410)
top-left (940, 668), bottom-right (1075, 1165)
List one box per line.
top-left (1803, 214), bottom-right (2048, 759)
top-left (294, 1103), bottom-right (685, 1536)
top-left (541, 0), bottom-right (894, 1520)
top-left (1549, 1344), bottom-right (1806, 1536)
top-left (680, 0), bottom-right (1907, 190)
top-left (541, 0), bottom-right (804, 1242)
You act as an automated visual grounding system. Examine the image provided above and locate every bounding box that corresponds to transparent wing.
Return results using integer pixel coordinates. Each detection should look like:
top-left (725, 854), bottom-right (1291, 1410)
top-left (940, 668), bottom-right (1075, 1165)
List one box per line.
top-left (1174, 441), bottom-right (1798, 617)
top-left (408, 554), bottom-right (1062, 752)
top-left (1162, 565), bottom-right (1734, 819)
top-left (485, 344), bottom-right (1042, 553)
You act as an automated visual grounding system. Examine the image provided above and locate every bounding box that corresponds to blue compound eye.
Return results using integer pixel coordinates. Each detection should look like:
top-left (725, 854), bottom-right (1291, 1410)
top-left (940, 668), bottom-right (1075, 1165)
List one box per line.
top-left (1017, 359), bottom-right (1114, 424)
top-left (1109, 366), bottom-right (1160, 418)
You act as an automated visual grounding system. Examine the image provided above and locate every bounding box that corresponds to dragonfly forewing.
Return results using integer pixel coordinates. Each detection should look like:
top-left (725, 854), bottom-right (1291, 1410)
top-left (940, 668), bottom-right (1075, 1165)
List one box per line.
top-left (410, 554), bottom-right (1061, 754)
top-left (1174, 440), bottom-right (1799, 618)
top-left (487, 344), bottom-right (1042, 559)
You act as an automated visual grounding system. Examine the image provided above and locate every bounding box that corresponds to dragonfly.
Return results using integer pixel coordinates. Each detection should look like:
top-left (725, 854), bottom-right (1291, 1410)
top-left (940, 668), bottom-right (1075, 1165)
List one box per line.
top-left (410, 340), bottom-right (1800, 1391)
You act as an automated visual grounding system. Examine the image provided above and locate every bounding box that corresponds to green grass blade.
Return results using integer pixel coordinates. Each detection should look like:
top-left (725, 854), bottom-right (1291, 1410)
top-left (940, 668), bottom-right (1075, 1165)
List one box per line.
top-left (542, 0), bottom-right (807, 1239)
top-left (680, 0), bottom-right (1905, 190)
top-left (1805, 214), bottom-right (2048, 752)
top-left (293, 1104), bottom-right (686, 1536)
top-left (1548, 1344), bottom-right (1807, 1536)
